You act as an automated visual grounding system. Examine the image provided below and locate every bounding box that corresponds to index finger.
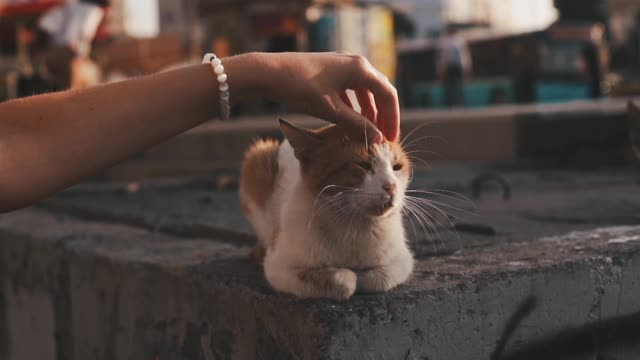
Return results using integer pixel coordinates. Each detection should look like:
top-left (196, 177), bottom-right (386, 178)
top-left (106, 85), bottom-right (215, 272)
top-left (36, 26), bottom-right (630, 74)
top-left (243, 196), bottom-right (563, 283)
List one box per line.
top-left (348, 59), bottom-right (400, 142)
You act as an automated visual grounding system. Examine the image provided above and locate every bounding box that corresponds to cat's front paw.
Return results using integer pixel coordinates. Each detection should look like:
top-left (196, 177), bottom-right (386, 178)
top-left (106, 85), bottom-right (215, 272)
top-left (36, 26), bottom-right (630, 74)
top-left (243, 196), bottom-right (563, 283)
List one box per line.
top-left (298, 267), bottom-right (357, 300)
top-left (330, 268), bottom-right (357, 300)
top-left (357, 267), bottom-right (394, 293)
top-left (356, 260), bottom-right (413, 293)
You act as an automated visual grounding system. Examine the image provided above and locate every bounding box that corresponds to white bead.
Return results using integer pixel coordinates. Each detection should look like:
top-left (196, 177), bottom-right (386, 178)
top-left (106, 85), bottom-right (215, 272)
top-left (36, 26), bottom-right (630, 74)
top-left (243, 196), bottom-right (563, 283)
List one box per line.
top-left (202, 54), bottom-right (215, 63)
top-left (212, 58), bottom-right (222, 67)
top-left (217, 73), bottom-right (227, 83)
top-left (214, 64), bottom-right (224, 75)
top-left (220, 91), bottom-right (230, 100)
top-left (218, 83), bottom-right (229, 91)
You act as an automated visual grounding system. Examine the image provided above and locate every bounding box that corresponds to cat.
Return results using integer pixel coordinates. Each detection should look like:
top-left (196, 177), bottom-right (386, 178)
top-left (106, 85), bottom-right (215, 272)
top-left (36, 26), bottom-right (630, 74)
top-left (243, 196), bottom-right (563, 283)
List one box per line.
top-left (239, 119), bottom-right (414, 300)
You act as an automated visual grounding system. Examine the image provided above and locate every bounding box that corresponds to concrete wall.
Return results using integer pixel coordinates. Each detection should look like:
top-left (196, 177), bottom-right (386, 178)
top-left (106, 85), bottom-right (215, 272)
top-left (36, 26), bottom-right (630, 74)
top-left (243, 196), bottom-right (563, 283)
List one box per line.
top-left (104, 98), bottom-right (636, 181)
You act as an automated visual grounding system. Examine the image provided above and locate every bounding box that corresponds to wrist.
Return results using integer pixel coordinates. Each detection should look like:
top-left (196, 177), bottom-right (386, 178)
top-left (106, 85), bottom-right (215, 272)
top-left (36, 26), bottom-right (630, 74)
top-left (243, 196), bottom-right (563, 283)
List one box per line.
top-left (223, 52), bottom-right (273, 105)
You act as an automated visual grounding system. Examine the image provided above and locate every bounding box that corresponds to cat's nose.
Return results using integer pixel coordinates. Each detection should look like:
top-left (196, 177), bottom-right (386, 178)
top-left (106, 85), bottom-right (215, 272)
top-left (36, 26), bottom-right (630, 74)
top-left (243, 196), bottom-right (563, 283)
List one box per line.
top-left (382, 182), bottom-right (397, 197)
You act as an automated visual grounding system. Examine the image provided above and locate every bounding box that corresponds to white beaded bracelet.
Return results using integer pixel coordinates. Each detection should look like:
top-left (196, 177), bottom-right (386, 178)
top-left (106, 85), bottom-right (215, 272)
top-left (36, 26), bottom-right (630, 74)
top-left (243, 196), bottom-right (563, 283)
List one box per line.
top-left (202, 53), bottom-right (230, 120)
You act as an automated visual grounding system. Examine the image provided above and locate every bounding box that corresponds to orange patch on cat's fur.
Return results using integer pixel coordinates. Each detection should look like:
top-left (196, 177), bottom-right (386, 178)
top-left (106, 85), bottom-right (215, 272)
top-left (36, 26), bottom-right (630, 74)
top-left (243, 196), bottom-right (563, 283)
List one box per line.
top-left (239, 139), bottom-right (279, 212)
top-left (240, 139), bottom-right (280, 265)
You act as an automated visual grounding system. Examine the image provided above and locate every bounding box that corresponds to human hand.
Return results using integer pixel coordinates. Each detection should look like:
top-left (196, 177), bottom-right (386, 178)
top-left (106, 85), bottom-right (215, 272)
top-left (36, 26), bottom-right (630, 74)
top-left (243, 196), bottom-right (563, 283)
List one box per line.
top-left (252, 52), bottom-right (400, 143)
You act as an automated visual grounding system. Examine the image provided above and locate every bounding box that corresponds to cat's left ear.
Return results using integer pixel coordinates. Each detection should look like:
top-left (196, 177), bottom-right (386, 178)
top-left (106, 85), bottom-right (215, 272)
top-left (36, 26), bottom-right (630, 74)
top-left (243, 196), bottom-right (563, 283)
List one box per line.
top-left (279, 118), bottom-right (322, 160)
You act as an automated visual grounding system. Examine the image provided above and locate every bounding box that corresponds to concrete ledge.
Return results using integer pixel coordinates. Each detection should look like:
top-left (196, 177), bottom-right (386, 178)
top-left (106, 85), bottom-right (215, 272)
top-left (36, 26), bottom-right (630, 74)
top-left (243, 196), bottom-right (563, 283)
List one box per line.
top-left (104, 98), bottom-right (639, 181)
top-left (4, 167), bottom-right (640, 359)
top-left (2, 210), bottom-right (640, 359)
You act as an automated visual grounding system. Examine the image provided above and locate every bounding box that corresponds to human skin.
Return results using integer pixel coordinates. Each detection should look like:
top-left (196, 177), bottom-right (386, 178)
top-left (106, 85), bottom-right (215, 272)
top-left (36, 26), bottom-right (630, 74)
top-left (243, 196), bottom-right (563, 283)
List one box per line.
top-left (0, 51), bottom-right (399, 212)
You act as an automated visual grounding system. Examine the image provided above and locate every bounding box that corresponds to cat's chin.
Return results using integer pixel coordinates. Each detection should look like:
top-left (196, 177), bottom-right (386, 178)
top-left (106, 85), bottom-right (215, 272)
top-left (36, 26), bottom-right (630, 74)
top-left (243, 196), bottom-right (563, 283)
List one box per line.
top-left (366, 201), bottom-right (396, 217)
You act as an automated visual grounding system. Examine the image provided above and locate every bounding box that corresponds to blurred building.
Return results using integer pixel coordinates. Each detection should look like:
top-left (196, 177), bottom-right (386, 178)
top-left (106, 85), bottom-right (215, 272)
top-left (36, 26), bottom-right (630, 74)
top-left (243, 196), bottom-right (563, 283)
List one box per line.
top-left (445, 0), bottom-right (557, 33)
top-left (380, 0), bottom-right (557, 39)
top-left (0, 0), bottom-right (396, 104)
top-left (95, 0), bottom-right (397, 80)
top-left (609, 0), bottom-right (640, 46)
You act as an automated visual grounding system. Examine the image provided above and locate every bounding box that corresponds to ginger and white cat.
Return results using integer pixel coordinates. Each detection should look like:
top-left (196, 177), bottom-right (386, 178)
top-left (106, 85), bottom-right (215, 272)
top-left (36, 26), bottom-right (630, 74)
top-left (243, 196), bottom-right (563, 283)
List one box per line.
top-left (239, 119), bottom-right (413, 300)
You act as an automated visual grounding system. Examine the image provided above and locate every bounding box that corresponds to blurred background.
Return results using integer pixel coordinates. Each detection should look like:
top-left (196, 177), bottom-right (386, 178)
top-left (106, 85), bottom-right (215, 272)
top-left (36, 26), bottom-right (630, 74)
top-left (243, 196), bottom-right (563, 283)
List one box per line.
top-left (5, 4), bottom-right (640, 359)
top-left (1, 0), bottom-right (639, 112)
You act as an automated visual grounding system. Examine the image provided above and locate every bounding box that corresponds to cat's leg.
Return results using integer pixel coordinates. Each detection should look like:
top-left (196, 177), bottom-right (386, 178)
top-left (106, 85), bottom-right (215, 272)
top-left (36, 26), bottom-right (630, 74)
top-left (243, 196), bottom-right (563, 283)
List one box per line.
top-left (264, 257), bottom-right (357, 300)
top-left (356, 248), bottom-right (414, 293)
top-left (297, 267), bottom-right (357, 300)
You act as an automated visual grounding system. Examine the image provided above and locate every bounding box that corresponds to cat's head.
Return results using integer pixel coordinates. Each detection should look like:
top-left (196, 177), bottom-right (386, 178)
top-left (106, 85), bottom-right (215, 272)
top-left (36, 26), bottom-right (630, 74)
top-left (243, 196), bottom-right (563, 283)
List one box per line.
top-left (279, 119), bottom-right (411, 217)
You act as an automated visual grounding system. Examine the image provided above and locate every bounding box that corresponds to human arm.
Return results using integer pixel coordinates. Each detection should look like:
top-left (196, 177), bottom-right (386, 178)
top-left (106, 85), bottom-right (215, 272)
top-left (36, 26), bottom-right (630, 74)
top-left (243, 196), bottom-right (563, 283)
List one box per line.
top-left (0, 52), bottom-right (399, 212)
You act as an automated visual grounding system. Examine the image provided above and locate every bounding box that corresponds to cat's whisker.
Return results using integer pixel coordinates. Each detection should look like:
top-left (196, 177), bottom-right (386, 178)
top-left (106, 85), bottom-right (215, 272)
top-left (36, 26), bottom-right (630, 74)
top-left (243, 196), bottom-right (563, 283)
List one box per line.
top-left (311, 186), bottom-right (358, 212)
top-left (405, 197), bottom-right (464, 248)
top-left (400, 123), bottom-right (433, 146)
top-left (331, 199), bottom-right (360, 220)
top-left (405, 196), bottom-right (477, 217)
top-left (425, 189), bottom-right (476, 203)
top-left (404, 149), bottom-right (442, 158)
top-left (406, 197), bottom-right (461, 248)
top-left (405, 199), bottom-right (442, 237)
top-left (402, 207), bottom-right (419, 238)
top-left (405, 204), bottom-right (434, 243)
top-left (403, 205), bottom-right (427, 243)
top-left (308, 192), bottom-right (355, 230)
top-left (403, 144), bottom-right (441, 155)
top-left (404, 201), bottom-right (435, 235)
top-left (402, 134), bottom-right (447, 149)
top-left (404, 202), bottom-right (440, 250)
top-left (404, 151), bottom-right (438, 166)
top-left (406, 197), bottom-right (456, 230)
top-left (314, 184), bottom-right (358, 201)
top-left (407, 156), bottom-right (432, 170)
top-left (407, 201), bottom-right (450, 251)
top-left (325, 198), bottom-right (368, 231)
top-left (345, 199), bottom-right (370, 230)
top-left (406, 189), bottom-right (477, 208)
top-left (308, 191), bottom-right (359, 230)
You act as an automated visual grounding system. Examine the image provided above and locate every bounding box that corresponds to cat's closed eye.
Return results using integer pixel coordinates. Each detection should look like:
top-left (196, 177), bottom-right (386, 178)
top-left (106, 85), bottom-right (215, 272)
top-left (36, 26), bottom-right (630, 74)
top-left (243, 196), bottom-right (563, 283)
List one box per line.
top-left (393, 163), bottom-right (403, 171)
top-left (355, 161), bottom-right (373, 172)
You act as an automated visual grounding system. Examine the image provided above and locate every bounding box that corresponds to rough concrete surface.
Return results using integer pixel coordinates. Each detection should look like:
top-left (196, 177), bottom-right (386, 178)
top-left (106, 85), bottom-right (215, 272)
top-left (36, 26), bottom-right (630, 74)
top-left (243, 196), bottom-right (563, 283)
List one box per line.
top-left (3, 165), bottom-right (640, 359)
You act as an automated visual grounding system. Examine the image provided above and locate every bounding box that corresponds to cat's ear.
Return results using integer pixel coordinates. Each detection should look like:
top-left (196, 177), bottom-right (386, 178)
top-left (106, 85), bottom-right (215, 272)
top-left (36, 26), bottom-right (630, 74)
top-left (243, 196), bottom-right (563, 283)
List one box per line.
top-left (279, 118), bottom-right (321, 160)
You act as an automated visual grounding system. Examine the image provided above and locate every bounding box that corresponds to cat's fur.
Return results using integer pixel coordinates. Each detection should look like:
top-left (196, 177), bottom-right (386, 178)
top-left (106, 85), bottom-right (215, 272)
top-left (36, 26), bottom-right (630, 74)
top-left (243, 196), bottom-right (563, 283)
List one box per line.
top-left (239, 119), bottom-right (414, 300)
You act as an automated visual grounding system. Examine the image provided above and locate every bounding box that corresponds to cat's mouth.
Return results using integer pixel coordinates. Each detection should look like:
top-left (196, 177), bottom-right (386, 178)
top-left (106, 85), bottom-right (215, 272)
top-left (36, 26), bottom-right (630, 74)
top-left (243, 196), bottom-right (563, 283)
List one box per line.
top-left (367, 200), bottom-right (395, 216)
